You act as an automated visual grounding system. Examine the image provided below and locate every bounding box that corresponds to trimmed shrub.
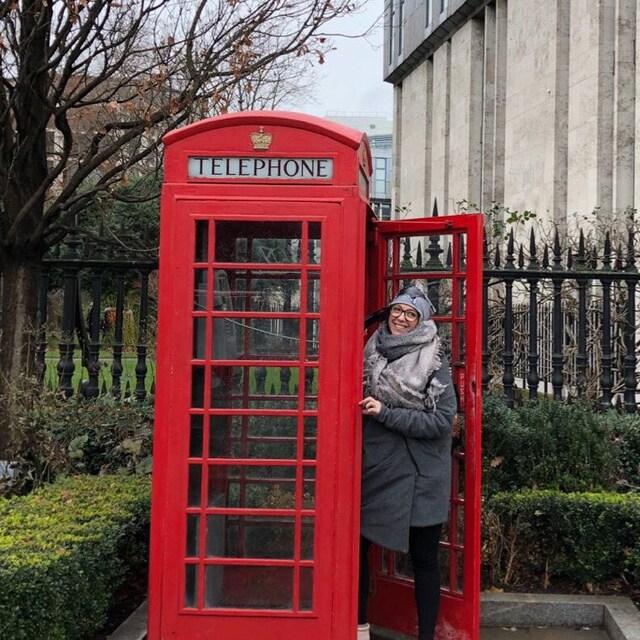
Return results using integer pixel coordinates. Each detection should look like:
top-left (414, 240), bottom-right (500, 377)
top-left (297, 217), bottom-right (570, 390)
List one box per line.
top-left (482, 396), bottom-right (620, 493)
top-left (0, 474), bottom-right (151, 640)
top-left (5, 384), bottom-right (153, 494)
top-left (483, 490), bottom-right (640, 589)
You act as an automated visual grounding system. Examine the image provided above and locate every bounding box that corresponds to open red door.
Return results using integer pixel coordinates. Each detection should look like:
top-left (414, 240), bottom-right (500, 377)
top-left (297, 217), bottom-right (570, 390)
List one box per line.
top-left (364, 213), bottom-right (483, 640)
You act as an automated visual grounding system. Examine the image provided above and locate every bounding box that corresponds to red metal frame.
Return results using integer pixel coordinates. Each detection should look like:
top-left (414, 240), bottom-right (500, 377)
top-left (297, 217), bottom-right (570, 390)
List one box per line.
top-left (365, 214), bottom-right (483, 640)
top-left (149, 112), bottom-right (370, 640)
top-left (149, 111), bottom-right (482, 640)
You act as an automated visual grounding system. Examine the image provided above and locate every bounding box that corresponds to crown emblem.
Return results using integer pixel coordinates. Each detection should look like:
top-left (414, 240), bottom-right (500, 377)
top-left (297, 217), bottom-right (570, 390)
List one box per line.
top-left (250, 126), bottom-right (272, 150)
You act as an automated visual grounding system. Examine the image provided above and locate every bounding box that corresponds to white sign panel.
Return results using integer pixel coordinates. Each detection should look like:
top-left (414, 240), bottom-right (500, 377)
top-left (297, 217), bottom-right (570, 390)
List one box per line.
top-left (188, 156), bottom-right (333, 180)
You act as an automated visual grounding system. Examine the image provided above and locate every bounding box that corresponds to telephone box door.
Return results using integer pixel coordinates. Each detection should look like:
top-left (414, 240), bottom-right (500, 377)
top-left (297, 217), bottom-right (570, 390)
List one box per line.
top-left (365, 213), bottom-right (483, 640)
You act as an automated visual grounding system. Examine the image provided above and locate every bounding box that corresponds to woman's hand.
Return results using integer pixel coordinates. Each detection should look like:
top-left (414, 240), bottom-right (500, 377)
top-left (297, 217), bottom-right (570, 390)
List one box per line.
top-left (359, 396), bottom-right (382, 417)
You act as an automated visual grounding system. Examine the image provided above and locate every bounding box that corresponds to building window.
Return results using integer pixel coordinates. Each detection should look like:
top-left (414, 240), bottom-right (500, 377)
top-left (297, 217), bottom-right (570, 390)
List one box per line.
top-left (440, 0), bottom-right (447, 14)
top-left (426, 0), bottom-right (432, 26)
top-left (373, 157), bottom-right (390, 198)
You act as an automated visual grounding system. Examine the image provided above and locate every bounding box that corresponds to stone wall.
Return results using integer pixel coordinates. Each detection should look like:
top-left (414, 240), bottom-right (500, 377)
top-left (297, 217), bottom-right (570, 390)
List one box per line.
top-left (388, 0), bottom-right (637, 231)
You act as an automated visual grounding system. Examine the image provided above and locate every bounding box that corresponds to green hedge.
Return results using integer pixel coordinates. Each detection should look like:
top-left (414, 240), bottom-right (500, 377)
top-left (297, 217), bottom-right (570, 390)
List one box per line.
top-left (481, 395), bottom-right (639, 493)
top-left (0, 474), bottom-right (151, 640)
top-left (483, 490), bottom-right (640, 589)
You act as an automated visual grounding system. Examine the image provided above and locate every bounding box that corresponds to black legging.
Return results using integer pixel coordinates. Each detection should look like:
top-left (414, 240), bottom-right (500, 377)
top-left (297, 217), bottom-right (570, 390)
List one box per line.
top-left (358, 524), bottom-right (443, 640)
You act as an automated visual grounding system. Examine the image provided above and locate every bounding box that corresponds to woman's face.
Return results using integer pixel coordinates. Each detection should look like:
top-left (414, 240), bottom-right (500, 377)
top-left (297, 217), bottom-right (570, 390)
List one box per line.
top-left (387, 304), bottom-right (420, 335)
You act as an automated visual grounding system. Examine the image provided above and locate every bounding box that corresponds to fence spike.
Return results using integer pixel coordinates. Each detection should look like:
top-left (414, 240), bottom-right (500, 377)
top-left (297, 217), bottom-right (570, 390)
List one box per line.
top-left (432, 198), bottom-right (439, 217)
top-left (552, 228), bottom-right (563, 270)
top-left (416, 241), bottom-right (423, 268)
top-left (446, 242), bottom-right (452, 267)
top-left (603, 231), bottom-right (612, 268)
top-left (518, 244), bottom-right (525, 269)
top-left (576, 230), bottom-right (586, 267)
top-left (402, 236), bottom-right (413, 269)
top-left (626, 228), bottom-right (636, 271)
top-left (505, 229), bottom-right (515, 267)
top-left (494, 243), bottom-right (501, 268)
top-left (528, 228), bottom-right (539, 267)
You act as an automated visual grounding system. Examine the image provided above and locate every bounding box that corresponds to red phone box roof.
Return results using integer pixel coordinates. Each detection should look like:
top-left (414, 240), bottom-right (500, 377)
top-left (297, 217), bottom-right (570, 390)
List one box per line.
top-left (162, 111), bottom-right (372, 187)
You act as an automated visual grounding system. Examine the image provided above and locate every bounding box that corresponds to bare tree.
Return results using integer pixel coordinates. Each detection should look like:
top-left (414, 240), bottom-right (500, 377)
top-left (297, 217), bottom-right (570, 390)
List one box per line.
top-left (0, 0), bottom-right (362, 453)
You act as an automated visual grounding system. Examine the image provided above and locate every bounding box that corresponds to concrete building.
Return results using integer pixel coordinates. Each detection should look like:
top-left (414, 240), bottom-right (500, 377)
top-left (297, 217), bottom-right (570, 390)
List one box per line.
top-left (385, 0), bottom-right (638, 233)
top-left (325, 114), bottom-right (393, 219)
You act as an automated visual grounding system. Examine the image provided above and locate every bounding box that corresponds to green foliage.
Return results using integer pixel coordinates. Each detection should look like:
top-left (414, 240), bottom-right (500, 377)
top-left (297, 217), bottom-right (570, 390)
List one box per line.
top-left (482, 396), bottom-right (619, 493)
top-left (5, 381), bottom-right (153, 494)
top-left (0, 475), bottom-right (151, 640)
top-left (598, 411), bottom-right (640, 491)
top-left (483, 490), bottom-right (640, 589)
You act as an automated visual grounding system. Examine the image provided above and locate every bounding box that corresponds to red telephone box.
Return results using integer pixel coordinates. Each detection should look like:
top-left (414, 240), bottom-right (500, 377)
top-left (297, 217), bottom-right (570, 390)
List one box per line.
top-left (148, 111), bottom-right (482, 640)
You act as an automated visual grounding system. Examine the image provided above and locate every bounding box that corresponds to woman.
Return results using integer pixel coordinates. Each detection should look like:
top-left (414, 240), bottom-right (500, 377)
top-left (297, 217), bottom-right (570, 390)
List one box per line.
top-left (357, 286), bottom-right (457, 640)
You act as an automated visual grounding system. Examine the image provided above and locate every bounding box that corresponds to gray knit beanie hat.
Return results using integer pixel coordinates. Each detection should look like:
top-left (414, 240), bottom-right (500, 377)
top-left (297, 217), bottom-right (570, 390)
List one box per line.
top-left (388, 286), bottom-right (435, 321)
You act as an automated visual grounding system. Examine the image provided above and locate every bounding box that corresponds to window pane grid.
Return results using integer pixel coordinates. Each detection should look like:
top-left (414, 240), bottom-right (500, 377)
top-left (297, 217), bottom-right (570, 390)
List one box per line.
top-left (186, 219), bottom-right (321, 612)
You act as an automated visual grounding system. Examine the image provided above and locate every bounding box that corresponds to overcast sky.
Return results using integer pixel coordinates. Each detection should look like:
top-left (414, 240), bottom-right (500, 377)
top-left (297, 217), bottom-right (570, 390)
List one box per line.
top-left (282, 0), bottom-right (393, 119)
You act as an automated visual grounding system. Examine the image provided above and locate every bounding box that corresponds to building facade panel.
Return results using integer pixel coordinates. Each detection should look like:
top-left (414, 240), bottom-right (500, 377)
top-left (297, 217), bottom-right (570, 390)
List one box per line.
top-left (384, 0), bottom-right (638, 229)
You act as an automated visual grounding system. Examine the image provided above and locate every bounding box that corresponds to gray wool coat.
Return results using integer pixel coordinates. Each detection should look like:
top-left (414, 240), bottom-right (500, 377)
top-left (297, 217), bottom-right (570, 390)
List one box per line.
top-left (360, 355), bottom-right (457, 553)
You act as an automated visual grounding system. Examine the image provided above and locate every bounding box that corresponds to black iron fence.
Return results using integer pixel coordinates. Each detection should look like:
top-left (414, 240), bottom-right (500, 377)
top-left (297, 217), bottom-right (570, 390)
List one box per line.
top-left (482, 225), bottom-right (639, 412)
top-left (34, 226), bottom-right (158, 399)
top-left (2, 206), bottom-right (639, 412)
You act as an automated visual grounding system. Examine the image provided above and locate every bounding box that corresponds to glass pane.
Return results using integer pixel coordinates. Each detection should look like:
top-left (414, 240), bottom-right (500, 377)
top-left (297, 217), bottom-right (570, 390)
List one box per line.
top-left (211, 316), bottom-right (237, 360)
top-left (204, 565), bottom-right (292, 609)
top-left (195, 220), bottom-right (208, 262)
top-left (208, 414), bottom-right (231, 458)
top-left (215, 269), bottom-right (302, 313)
top-left (211, 366), bottom-right (299, 410)
top-left (455, 551), bottom-right (464, 593)
top-left (394, 551), bottom-right (413, 579)
top-left (188, 464), bottom-right (202, 507)
top-left (307, 272), bottom-right (321, 312)
top-left (456, 454), bottom-right (465, 498)
top-left (456, 504), bottom-right (464, 545)
top-left (206, 514), bottom-right (296, 559)
top-left (226, 415), bottom-right (298, 460)
top-left (189, 414), bottom-right (203, 458)
top-left (208, 465), bottom-right (297, 509)
top-left (194, 269), bottom-right (207, 311)
top-left (302, 466), bottom-right (316, 509)
top-left (215, 317), bottom-right (300, 360)
top-left (306, 320), bottom-right (319, 361)
top-left (304, 368), bottom-right (318, 410)
top-left (303, 417), bottom-right (317, 460)
top-left (191, 366), bottom-right (205, 408)
top-left (308, 222), bottom-right (321, 264)
top-left (184, 564), bottom-right (198, 608)
top-left (301, 517), bottom-right (314, 560)
top-left (186, 514), bottom-right (200, 557)
top-left (438, 549), bottom-right (451, 590)
top-left (193, 318), bottom-right (206, 359)
top-left (455, 278), bottom-right (466, 316)
top-left (299, 566), bottom-right (314, 611)
top-left (215, 220), bottom-right (302, 264)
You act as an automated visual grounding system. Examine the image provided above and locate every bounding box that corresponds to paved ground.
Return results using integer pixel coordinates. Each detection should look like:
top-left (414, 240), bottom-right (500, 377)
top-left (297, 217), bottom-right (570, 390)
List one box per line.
top-left (479, 628), bottom-right (609, 639)
top-left (370, 627), bottom-right (609, 640)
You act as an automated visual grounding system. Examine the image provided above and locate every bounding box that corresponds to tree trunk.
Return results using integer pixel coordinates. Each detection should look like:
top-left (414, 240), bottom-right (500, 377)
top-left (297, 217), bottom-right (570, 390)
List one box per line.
top-left (0, 258), bottom-right (41, 459)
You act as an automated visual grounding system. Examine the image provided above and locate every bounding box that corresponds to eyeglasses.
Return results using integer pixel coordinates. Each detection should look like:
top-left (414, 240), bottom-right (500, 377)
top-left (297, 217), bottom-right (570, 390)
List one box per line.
top-left (389, 305), bottom-right (419, 321)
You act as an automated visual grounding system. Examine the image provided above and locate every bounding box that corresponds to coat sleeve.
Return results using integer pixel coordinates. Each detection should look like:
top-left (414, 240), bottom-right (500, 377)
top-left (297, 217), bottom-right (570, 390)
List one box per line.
top-left (376, 360), bottom-right (457, 440)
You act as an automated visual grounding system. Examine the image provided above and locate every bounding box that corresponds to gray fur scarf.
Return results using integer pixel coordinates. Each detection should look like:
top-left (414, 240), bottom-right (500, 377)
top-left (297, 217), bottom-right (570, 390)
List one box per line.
top-left (363, 320), bottom-right (445, 411)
